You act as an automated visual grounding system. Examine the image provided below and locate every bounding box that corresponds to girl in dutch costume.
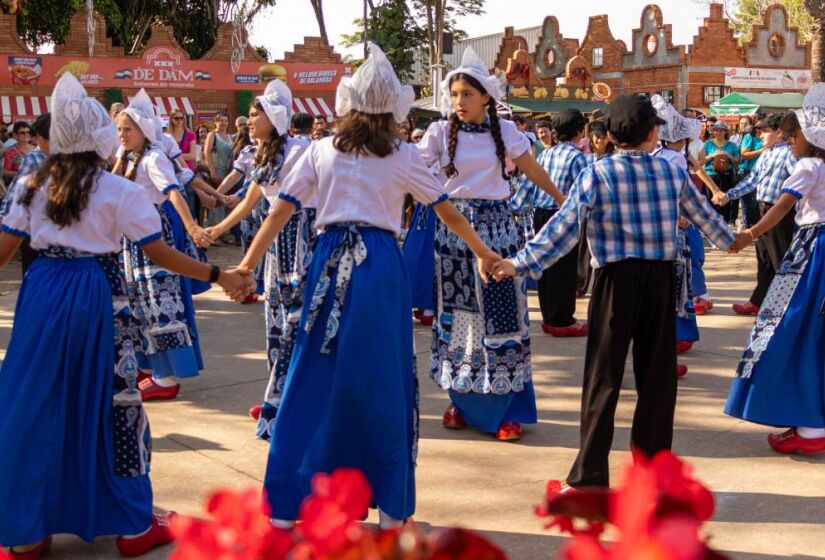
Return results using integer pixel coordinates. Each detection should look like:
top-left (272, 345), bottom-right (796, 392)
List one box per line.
top-left (416, 47), bottom-right (564, 441)
top-left (235, 43), bottom-right (500, 528)
top-left (651, 95), bottom-right (706, 379)
top-left (114, 91), bottom-right (214, 402)
top-left (724, 84), bottom-right (825, 455)
top-left (0, 74), bottom-right (251, 559)
top-left (204, 81), bottom-right (316, 440)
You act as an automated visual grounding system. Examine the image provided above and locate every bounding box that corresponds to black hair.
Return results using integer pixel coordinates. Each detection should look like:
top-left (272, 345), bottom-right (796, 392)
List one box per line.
top-left (445, 72), bottom-right (508, 180)
top-left (253, 100), bottom-right (286, 168)
top-left (779, 112), bottom-right (825, 159)
top-left (31, 113), bottom-right (50, 140)
top-left (553, 110), bottom-right (588, 142)
top-left (292, 112), bottom-right (314, 134)
top-left (535, 120), bottom-right (551, 130)
top-left (513, 115), bottom-right (527, 126)
top-left (12, 121), bottom-right (30, 134)
top-left (758, 113), bottom-right (783, 131)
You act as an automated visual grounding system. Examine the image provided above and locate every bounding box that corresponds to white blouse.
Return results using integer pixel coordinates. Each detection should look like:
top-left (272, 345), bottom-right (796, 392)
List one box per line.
top-left (781, 158), bottom-right (825, 226)
top-left (2, 171), bottom-right (162, 253)
top-left (278, 138), bottom-right (448, 236)
top-left (417, 119), bottom-right (530, 200)
top-left (124, 146), bottom-right (181, 206)
top-left (257, 135), bottom-right (314, 207)
top-left (232, 145), bottom-right (257, 177)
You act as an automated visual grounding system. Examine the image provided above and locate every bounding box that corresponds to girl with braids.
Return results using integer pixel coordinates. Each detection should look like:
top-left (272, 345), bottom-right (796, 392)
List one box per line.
top-left (115, 90), bottom-right (214, 402)
top-left (0, 74), bottom-right (251, 560)
top-left (204, 80), bottom-right (316, 440)
top-left (235, 42), bottom-right (499, 529)
top-left (417, 47), bottom-right (564, 441)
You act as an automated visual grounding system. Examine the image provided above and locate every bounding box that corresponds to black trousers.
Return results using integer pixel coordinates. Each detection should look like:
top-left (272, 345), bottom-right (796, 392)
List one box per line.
top-left (709, 172), bottom-right (737, 223)
top-left (749, 202), bottom-right (796, 307)
top-left (576, 218), bottom-right (592, 294)
top-left (567, 260), bottom-right (677, 488)
top-left (534, 208), bottom-right (579, 327)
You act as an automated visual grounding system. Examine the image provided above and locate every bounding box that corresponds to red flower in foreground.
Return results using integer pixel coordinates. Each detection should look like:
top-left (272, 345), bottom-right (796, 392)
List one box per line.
top-left (297, 469), bottom-right (373, 557)
top-left (170, 488), bottom-right (293, 560)
top-left (429, 528), bottom-right (508, 560)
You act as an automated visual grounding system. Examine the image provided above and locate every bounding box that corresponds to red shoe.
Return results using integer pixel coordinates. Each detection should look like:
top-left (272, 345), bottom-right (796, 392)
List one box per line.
top-left (241, 293), bottom-right (259, 304)
top-left (116, 513), bottom-right (176, 558)
top-left (677, 364), bottom-right (688, 378)
top-left (693, 297), bottom-right (713, 315)
top-left (544, 321), bottom-right (588, 338)
top-left (10, 536), bottom-right (52, 560)
top-left (676, 341), bottom-right (693, 353)
top-left (767, 429), bottom-right (825, 455)
top-left (413, 309), bottom-right (423, 320)
top-left (416, 314), bottom-right (434, 326)
top-left (732, 302), bottom-right (760, 316)
top-left (442, 405), bottom-right (467, 429)
top-left (137, 369), bottom-right (152, 383)
top-left (249, 405), bottom-right (262, 420)
top-left (139, 378), bottom-right (180, 402)
top-left (496, 421), bottom-right (522, 441)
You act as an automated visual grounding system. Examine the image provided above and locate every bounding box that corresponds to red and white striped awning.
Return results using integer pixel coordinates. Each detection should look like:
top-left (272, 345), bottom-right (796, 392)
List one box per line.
top-left (122, 96), bottom-right (196, 116)
top-left (1, 96), bottom-right (51, 123)
top-left (292, 98), bottom-right (334, 118)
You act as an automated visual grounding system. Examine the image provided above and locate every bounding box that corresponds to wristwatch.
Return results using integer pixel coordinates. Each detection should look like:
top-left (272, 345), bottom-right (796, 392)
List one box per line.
top-left (208, 265), bottom-right (221, 283)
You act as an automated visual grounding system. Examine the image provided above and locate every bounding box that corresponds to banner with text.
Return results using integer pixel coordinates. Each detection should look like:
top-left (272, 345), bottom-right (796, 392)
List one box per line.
top-left (6, 47), bottom-right (350, 93)
top-left (724, 67), bottom-right (811, 90)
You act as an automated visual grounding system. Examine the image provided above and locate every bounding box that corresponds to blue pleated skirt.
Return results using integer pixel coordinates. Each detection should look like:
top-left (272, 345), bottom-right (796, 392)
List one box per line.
top-left (725, 224), bottom-right (825, 428)
top-left (167, 198), bottom-right (211, 296)
top-left (124, 200), bottom-right (203, 379)
top-left (402, 203), bottom-right (436, 310)
top-left (686, 226), bottom-right (707, 297)
top-left (263, 225), bottom-right (416, 520)
top-left (0, 256), bottom-right (152, 546)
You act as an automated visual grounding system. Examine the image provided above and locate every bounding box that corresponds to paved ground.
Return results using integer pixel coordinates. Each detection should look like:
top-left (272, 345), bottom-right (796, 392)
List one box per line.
top-left (1, 245), bottom-right (823, 559)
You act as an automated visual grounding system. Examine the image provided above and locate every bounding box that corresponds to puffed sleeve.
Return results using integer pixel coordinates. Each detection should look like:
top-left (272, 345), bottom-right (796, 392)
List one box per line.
top-left (500, 119), bottom-right (531, 160)
top-left (117, 181), bottom-right (163, 246)
top-left (404, 144), bottom-right (449, 205)
top-left (1, 190), bottom-right (31, 239)
top-left (233, 146), bottom-right (254, 176)
top-left (416, 121), bottom-right (447, 168)
top-left (781, 158), bottom-right (818, 200)
top-left (280, 138), bottom-right (312, 181)
top-left (144, 150), bottom-right (182, 195)
top-left (277, 141), bottom-right (319, 211)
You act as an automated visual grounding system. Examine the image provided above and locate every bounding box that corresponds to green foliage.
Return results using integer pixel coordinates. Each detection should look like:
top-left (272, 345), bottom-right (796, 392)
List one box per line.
top-left (729, 0), bottom-right (814, 43)
top-left (341, 0), bottom-right (425, 81)
top-left (11, 0), bottom-right (275, 59)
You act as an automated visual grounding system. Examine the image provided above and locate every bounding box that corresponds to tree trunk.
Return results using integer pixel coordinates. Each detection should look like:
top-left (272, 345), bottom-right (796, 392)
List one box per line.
top-left (805, 1), bottom-right (825, 82)
top-left (309, 0), bottom-right (329, 45)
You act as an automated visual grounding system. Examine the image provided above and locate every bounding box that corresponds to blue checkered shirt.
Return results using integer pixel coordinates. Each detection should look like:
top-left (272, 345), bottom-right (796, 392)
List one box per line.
top-left (1, 149), bottom-right (47, 220)
top-left (513, 152), bottom-right (735, 277)
top-left (725, 142), bottom-right (797, 204)
top-left (517, 142), bottom-right (587, 211)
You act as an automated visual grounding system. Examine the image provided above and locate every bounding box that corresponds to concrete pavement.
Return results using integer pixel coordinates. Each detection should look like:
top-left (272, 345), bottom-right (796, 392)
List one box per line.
top-left (0, 245), bottom-right (823, 559)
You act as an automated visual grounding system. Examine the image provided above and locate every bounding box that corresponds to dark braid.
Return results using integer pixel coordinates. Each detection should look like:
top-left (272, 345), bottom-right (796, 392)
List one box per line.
top-left (113, 140), bottom-right (151, 182)
top-left (487, 99), bottom-right (509, 180)
top-left (444, 112), bottom-right (461, 178)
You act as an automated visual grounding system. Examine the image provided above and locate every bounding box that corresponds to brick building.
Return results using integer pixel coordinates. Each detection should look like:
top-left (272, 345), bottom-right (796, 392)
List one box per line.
top-left (1, 8), bottom-right (347, 126)
top-left (460, 2), bottom-right (813, 113)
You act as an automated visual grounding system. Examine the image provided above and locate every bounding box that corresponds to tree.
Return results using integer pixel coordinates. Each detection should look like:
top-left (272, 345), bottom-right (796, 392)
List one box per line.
top-left (340, 0), bottom-right (425, 81)
top-left (412, 0), bottom-right (484, 69)
top-left (805, 0), bottom-right (825, 82)
top-left (10, 0), bottom-right (276, 59)
top-left (308, 0), bottom-right (329, 45)
top-left (694, 0), bottom-right (814, 44)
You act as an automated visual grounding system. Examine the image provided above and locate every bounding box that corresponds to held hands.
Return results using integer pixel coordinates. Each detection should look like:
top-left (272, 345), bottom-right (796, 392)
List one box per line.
top-left (204, 225), bottom-right (223, 242)
top-left (728, 230), bottom-right (754, 254)
top-left (197, 190), bottom-right (218, 209)
top-left (711, 192), bottom-right (730, 206)
top-left (224, 194), bottom-right (241, 209)
top-left (476, 249), bottom-right (503, 284)
top-left (189, 225), bottom-right (214, 249)
top-left (217, 266), bottom-right (256, 301)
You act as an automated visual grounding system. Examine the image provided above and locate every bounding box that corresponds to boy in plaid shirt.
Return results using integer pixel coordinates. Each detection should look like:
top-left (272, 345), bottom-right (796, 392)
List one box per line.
top-left (493, 95), bottom-right (737, 488)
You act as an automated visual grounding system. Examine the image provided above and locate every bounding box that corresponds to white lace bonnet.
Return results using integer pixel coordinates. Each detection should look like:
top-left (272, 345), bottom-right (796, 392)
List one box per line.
top-left (121, 89), bottom-right (158, 144)
top-left (255, 79), bottom-right (293, 136)
top-left (796, 82), bottom-right (825, 150)
top-left (651, 94), bottom-right (702, 143)
top-left (49, 72), bottom-right (118, 159)
top-left (336, 42), bottom-right (415, 124)
top-left (440, 47), bottom-right (506, 116)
